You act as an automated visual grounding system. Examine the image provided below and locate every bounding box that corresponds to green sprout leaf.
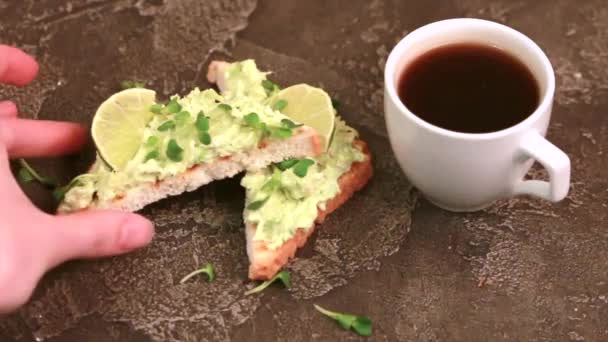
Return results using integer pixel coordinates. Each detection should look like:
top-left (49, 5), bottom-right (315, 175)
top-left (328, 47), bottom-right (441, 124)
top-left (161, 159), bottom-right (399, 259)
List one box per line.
top-left (195, 112), bottom-right (210, 132)
top-left (217, 103), bottom-right (232, 112)
top-left (17, 159), bottom-right (57, 187)
top-left (157, 120), bottom-right (176, 132)
top-left (53, 178), bottom-right (84, 202)
top-left (247, 196), bottom-right (270, 210)
top-left (292, 159), bottom-right (315, 178)
top-left (269, 127), bottom-right (293, 139)
top-left (281, 118), bottom-right (302, 129)
top-left (276, 159), bottom-right (299, 171)
top-left (261, 170), bottom-right (282, 192)
top-left (145, 136), bottom-right (160, 148)
top-left (165, 98), bottom-right (182, 114)
top-left (18, 167), bottom-right (34, 183)
top-left (261, 79), bottom-right (280, 94)
top-left (272, 99), bottom-right (288, 111)
top-left (244, 271), bottom-right (291, 295)
top-left (328, 124), bottom-right (337, 149)
top-left (166, 139), bottom-right (184, 162)
top-left (199, 131), bottom-right (212, 145)
top-left (144, 149), bottom-right (160, 162)
top-left (150, 103), bottom-right (163, 114)
top-left (175, 111), bottom-right (191, 125)
top-left (180, 263), bottom-right (215, 284)
top-left (244, 112), bottom-right (261, 129)
top-left (314, 304), bottom-right (372, 337)
top-left (121, 80), bottom-right (145, 89)
top-left (331, 98), bottom-right (341, 110)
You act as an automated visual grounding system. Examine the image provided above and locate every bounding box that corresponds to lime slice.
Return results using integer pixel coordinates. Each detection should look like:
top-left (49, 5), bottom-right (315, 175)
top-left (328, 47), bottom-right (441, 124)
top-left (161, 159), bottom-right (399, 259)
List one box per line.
top-left (92, 88), bottom-right (156, 171)
top-left (274, 84), bottom-right (335, 151)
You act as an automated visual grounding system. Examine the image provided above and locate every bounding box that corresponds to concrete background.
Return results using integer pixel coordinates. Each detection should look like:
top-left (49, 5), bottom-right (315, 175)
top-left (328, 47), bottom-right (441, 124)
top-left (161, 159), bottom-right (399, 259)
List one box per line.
top-left (0, 0), bottom-right (606, 341)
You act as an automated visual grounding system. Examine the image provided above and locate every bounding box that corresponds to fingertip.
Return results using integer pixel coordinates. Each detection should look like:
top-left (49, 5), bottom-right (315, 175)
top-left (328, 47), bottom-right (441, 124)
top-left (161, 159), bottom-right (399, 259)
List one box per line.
top-left (118, 214), bottom-right (155, 251)
top-left (0, 45), bottom-right (39, 86)
top-left (4, 119), bottom-right (88, 157)
top-left (0, 101), bottom-right (17, 117)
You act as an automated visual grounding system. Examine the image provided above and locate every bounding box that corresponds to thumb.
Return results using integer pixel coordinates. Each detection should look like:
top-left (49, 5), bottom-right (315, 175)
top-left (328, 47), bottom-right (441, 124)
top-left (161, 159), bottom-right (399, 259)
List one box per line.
top-left (45, 211), bottom-right (155, 268)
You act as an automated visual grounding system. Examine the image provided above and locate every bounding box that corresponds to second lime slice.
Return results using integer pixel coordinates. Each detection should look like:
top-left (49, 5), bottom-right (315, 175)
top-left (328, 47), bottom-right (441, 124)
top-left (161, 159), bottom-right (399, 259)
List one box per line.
top-left (273, 84), bottom-right (335, 151)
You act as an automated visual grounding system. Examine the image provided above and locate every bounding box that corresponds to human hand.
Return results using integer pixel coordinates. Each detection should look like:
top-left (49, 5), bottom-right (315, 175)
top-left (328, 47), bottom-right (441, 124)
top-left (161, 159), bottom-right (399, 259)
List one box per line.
top-left (0, 45), bottom-right (155, 314)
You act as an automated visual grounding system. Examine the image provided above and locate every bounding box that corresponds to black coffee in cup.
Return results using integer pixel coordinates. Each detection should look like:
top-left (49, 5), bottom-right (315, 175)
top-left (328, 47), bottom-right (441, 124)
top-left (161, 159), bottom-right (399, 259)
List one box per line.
top-left (398, 43), bottom-right (540, 134)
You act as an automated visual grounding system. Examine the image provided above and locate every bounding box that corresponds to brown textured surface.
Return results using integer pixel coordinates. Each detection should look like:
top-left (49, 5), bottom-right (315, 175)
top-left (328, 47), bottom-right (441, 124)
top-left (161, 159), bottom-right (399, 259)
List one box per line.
top-left (0, 0), bottom-right (606, 341)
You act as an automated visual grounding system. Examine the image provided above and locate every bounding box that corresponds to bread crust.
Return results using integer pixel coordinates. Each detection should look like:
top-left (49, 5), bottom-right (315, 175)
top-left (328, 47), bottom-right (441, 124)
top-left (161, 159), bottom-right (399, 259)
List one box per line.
top-left (246, 140), bottom-right (372, 280)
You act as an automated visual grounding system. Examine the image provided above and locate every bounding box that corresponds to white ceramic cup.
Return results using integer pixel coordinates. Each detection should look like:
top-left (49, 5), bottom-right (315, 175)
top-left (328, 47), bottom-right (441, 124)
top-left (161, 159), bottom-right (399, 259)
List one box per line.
top-left (384, 18), bottom-right (571, 212)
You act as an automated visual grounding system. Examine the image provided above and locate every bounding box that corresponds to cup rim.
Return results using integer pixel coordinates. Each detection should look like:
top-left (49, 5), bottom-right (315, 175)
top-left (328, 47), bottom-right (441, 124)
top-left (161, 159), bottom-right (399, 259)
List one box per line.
top-left (384, 18), bottom-right (556, 140)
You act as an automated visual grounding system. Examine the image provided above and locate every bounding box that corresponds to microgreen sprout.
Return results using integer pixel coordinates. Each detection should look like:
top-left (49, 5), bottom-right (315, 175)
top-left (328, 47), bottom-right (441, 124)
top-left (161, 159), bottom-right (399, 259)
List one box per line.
top-left (180, 263), bottom-right (215, 284)
top-left (17, 159), bottom-right (57, 187)
top-left (244, 271), bottom-right (291, 295)
top-left (195, 112), bottom-right (212, 145)
top-left (166, 139), bottom-right (184, 162)
top-left (272, 99), bottom-right (288, 111)
top-left (157, 120), bottom-right (176, 132)
top-left (165, 98), bottom-right (182, 114)
top-left (246, 196), bottom-right (270, 210)
top-left (314, 304), bottom-right (372, 337)
top-left (53, 178), bottom-right (84, 202)
top-left (261, 79), bottom-right (280, 94)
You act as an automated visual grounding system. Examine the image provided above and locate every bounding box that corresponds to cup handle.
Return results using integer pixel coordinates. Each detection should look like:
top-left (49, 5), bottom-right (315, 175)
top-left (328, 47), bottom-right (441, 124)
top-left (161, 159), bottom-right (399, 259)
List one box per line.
top-left (513, 131), bottom-right (571, 201)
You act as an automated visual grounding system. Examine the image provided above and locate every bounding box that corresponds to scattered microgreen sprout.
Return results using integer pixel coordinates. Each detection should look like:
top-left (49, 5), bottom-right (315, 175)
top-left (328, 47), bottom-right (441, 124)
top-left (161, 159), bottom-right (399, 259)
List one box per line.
top-left (292, 159), bottom-right (315, 177)
top-left (195, 112), bottom-right (210, 131)
top-left (274, 158), bottom-right (314, 177)
top-left (157, 120), bottom-right (176, 132)
top-left (180, 263), bottom-right (215, 284)
top-left (327, 124), bottom-right (337, 149)
top-left (331, 98), bottom-right (341, 110)
top-left (261, 79), bottom-right (280, 94)
top-left (53, 178), bottom-right (84, 202)
top-left (165, 98), bottom-right (182, 114)
top-left (194, 111), bottom-right (212, 145)
top-left (244, 271), bottom-right (291, 295)
top-left (166, 139), bottom-right (184, 162)
top-left (261, 177), bottom-right (281, 193)
top-left (281, 119), bottom-right (302, 129)
top-left (18, 168), bottom-right (34, 183)
top-left (150, 103), bottom-right (163, 114)
top-left (247, 196), bottom-right (270, 210)
top-left (145, 136), bottom-right (160, 148)
top-left (144, 149), bottom-right (160, 162)
top-left (121, 80), bottom-right (145, 89)
top-left (272, 99), bottom-right (288, 111)
top-left (244, 112), bottom-right (262, 129)
top-left (17, 159), bottom-right (57, 187)
top-left (199, 132), bottom-right (212, 145)
top-left (313, 304), bottom-right (372, 337)
top-left (217, 103), bottom-right (232, 112)
top-left (276, 159), bottom-right (299, 171)
top-left (244, 112), bottom-right (294, 140)
top-left (175, 111), bottom-right (191, 125)
top-left (269, 127), bottom-right (293, 139)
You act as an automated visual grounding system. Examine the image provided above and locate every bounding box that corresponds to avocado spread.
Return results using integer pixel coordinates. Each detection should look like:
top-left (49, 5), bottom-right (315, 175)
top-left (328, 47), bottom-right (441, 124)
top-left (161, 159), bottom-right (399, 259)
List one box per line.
top-left (242, 118), bottom-right (366, 250)
top-left (61, 60), bottom-right (296, 212)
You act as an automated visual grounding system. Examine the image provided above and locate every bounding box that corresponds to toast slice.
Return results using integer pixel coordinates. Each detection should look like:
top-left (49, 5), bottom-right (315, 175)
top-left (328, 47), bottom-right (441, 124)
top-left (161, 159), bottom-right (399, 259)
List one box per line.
top-left (245, 140), bottom-right (372, 280)
top-left (208, 60), bottom-right (373, 280)
top-left (58, 61), bottom-right (322, 213)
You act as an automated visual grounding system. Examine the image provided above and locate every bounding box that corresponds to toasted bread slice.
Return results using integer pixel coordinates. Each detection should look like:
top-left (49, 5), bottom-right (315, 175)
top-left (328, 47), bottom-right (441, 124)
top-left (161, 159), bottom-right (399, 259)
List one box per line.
top-left (58, 129), bottom-right (322, 213)
top-left (58, 61), bottom-right (323, 213)
top-left (245, 140), bottom-right (372, 280)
